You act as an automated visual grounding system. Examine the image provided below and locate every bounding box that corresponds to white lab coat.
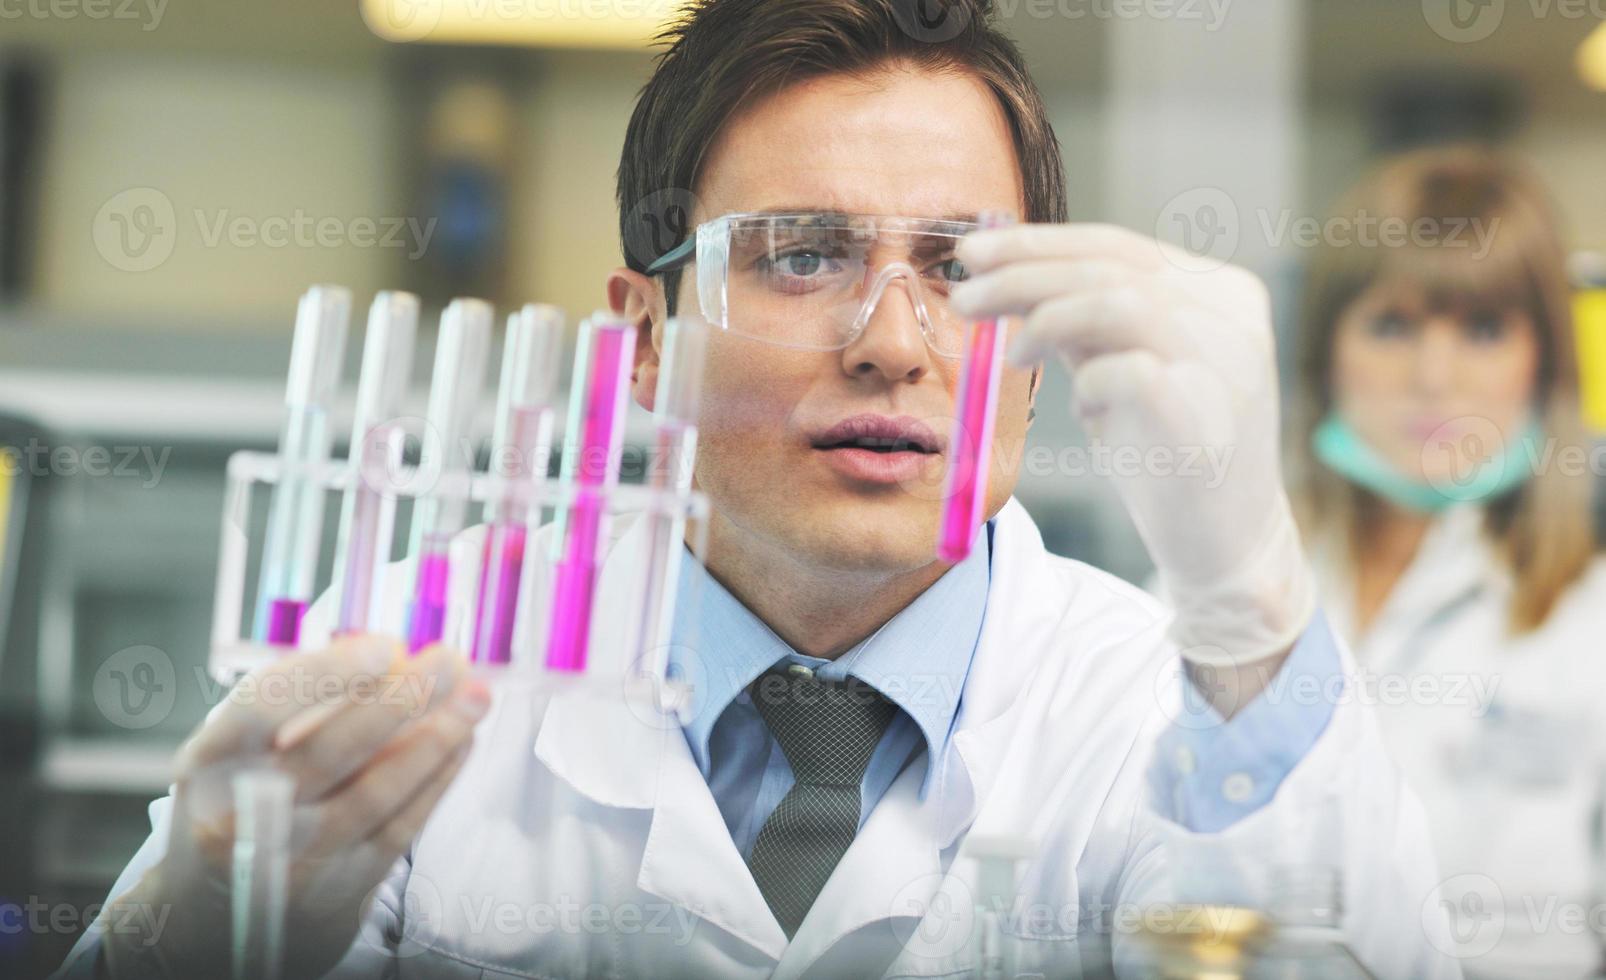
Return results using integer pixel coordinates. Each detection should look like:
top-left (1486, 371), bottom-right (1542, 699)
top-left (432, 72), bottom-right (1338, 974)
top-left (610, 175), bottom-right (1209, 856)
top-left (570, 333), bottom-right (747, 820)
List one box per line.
top-left (62, 498), bottom-right (1460, 979)
top-left (1311, 503), bottom-right (1606, 980)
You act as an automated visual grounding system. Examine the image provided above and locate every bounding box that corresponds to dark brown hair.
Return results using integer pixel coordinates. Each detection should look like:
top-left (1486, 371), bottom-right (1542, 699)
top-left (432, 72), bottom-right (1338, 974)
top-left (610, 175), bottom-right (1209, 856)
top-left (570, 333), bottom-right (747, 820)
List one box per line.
top-left (615, 0), bottom-right (1068, 312)
top-left (1295, 145), bottom-right (1595, 632)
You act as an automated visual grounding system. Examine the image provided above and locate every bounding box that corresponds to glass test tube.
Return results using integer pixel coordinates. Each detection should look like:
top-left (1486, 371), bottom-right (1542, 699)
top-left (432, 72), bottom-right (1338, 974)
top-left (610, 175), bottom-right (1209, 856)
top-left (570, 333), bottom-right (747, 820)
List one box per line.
top-left (331, 292), bottom-right (418, 636)
top-left (254, 286), bottom-right (352, 646)
top-left (469, 305), bottom-right (564, 667)
top-left (406, 298), bottom-right (493, 652)
top-left (938, 210), bottom-right (1016, 563)
top-left (335, 424), bottom-right (406, 637)
top-left (231, 768), bottom-right (293, 980)
top-left (629, 316), bottom-right (709, 682)
top-left (544, 314), bottom-right (636, 673)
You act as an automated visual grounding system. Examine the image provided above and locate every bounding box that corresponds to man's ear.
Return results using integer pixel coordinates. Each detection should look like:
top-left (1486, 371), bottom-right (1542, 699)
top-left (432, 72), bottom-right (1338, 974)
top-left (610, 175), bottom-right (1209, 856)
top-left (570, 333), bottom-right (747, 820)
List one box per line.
top-left (608, 266), bottom-right (665, 413)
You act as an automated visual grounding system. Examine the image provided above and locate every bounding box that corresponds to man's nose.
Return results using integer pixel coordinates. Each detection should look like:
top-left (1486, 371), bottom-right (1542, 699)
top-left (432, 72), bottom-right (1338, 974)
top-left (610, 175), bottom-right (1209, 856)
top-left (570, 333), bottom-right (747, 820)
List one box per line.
top-left (840, 267), bottom-right (933, 384)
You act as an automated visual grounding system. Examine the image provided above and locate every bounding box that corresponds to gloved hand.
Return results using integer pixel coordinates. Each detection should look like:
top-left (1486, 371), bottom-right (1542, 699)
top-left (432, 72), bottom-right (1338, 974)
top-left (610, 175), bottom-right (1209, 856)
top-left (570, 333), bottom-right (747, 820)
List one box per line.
top-left (100, 639), bottom-right (488, 979)
top-left (952, 223), bottom-right (1314, 667)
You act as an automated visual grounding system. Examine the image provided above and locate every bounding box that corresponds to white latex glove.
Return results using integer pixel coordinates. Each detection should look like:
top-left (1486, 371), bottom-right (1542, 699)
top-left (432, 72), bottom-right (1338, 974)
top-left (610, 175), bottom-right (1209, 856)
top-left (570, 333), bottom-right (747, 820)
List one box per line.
top-left (952, 223), bottom-right (1314, 667)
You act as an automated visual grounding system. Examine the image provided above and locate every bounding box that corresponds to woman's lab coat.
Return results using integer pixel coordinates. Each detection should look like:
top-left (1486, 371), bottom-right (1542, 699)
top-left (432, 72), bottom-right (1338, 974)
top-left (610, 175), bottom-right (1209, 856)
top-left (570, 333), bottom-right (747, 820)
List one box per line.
top-left (62, 499), bottom-right (1461, 979)
top-left (1310, 503), bottom-right (1606, 979)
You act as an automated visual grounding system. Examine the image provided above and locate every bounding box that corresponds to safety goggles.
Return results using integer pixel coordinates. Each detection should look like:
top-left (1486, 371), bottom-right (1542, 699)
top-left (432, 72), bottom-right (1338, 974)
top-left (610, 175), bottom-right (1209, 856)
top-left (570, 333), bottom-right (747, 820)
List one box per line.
top-left (646, 211), bottom-right (984, 359)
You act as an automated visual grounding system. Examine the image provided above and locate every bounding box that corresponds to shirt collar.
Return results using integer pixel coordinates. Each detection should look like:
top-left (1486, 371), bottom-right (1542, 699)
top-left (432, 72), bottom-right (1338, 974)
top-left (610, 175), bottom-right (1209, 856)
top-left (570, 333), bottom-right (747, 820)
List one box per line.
top-left (667, 523), bottom-right (992, 796)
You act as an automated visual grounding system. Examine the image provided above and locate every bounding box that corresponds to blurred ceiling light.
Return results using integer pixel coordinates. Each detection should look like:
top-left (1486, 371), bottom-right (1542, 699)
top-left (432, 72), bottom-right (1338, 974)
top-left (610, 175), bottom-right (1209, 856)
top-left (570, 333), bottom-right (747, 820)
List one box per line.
top-left (1580, 22), bottom-right (1606, 92)
top-left (361, 0), bottom-right (691, 49)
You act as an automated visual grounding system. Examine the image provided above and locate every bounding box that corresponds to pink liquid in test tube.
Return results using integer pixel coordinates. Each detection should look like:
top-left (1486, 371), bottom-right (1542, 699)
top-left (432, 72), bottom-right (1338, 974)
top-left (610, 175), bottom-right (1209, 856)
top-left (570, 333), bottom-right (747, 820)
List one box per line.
top-left (545, 321), bottom-right (635, 673)
top-left (471, 524), bottom-right (528, 666)
top-left (938, 210), bottom-right (1015, 563)
top-left (264, 598), bottom-right (307, 646)
top-left (408, 535), bottom-right (452, 653)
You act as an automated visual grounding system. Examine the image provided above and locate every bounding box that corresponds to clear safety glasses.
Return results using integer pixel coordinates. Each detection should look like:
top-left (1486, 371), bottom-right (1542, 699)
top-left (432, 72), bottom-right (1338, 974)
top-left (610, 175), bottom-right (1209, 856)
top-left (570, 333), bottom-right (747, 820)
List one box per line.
top-left (646, 211), bottom-right (983, 359)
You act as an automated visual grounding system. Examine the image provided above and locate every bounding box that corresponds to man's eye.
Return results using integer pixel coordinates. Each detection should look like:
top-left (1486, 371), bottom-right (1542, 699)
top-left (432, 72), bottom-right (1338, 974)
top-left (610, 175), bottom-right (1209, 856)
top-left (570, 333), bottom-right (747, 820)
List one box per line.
top-left (768, 250), bottom-right (827, 277)
top-left (928, 257), bottom-right (968, 283)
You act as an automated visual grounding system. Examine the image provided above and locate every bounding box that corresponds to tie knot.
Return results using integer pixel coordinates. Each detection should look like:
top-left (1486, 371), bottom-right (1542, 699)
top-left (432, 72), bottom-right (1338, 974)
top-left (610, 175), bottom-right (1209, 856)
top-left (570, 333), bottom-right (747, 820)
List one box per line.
top-left (749, 666), bottom-right (898, 786)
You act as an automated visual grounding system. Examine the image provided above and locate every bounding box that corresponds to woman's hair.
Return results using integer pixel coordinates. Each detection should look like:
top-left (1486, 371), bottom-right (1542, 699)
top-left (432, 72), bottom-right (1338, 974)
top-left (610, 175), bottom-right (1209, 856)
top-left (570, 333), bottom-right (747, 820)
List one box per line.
top-left (1294, 145), bottom-right (1595, 632)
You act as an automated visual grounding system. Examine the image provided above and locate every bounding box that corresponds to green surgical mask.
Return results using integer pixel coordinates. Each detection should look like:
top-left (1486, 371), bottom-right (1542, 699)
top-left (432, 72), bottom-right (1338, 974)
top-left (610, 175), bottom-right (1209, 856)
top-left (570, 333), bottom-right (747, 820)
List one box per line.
top-left (1311, 412), bottom-right (1543, 513)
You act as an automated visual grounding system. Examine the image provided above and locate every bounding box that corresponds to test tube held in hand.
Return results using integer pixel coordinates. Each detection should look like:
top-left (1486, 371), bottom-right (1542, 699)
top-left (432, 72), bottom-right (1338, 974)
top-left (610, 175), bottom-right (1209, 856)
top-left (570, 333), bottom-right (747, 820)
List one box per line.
top-left (938, 211), bottom-right (1016, 563)
top-left (630, 316), bottom-right (709, 681)
top-left (470, 305), bottom-right (564, 667)
top-left (545, 314), bottom-right (636, 673)
top-left (331, 291), bottom-right (418, 636)
top-left (405, 298), bottom-right (493, 652)
top-left (231, 768), bottom-right (293, 980)
top-left (255, 286), bottom-right (351, 646)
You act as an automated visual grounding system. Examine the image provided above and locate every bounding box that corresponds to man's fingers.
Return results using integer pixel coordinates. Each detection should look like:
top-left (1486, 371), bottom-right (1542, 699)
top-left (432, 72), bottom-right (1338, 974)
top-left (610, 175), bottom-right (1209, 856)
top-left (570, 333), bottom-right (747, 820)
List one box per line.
top-left (282, 646), bottom-right (469, 802)
top-left (307, 679), bottom-right (488, 853)
top-left (957, 223), bottom-right (1171, 276)
top-left (951, 259), bottom-right (1139, 321)
top-left (179, 635), bottom-right (400, 773)
top-left (1006, 286), bottom-right (1172, 369)
top-left (368, 736), bottom-right (476, 858)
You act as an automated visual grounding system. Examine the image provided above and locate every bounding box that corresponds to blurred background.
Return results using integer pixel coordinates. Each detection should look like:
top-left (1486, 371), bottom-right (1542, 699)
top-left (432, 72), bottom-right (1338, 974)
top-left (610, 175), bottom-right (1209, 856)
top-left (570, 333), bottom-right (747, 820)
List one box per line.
top-left (1, 0), bottom-right (1604, 974)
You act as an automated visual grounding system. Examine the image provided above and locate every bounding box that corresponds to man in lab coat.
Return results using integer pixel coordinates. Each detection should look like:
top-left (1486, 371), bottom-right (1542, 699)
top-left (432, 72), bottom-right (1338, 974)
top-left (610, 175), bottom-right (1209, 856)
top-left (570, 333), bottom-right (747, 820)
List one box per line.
top-left (62, 0), bottom-right (1461, 977)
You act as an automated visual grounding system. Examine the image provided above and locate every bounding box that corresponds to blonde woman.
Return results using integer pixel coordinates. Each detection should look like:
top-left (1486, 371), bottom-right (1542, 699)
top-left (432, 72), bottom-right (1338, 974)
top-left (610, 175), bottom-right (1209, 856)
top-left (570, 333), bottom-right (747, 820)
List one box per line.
top-left (1294, 145), bottom-right (1606, 978)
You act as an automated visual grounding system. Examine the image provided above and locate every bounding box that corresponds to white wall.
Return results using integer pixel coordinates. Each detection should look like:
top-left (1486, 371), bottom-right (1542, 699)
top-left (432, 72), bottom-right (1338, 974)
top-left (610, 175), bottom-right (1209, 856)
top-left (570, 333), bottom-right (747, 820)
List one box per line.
top-left (35, 53), bottom-right (403, 325)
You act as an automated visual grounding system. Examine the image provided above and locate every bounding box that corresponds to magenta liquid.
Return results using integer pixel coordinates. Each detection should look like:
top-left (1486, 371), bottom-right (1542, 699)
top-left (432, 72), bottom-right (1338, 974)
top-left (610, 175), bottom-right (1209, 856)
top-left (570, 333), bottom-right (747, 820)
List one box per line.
top-left (937, 316), bottom-right (1003, 563)
top-left (407, 550), bottom-right (451, 653)
top-left (470, 523), bottom-right (527, 666)
top-left (264, 597), bottom-right (307, 646)
top-left (545, 323), bottom-right (633, 674)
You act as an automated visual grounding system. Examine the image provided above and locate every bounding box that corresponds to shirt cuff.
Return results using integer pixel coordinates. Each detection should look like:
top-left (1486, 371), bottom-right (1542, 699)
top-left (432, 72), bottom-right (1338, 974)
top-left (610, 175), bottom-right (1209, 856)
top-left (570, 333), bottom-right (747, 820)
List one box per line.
top-left (1149, 609), bottom-right (1343, 833)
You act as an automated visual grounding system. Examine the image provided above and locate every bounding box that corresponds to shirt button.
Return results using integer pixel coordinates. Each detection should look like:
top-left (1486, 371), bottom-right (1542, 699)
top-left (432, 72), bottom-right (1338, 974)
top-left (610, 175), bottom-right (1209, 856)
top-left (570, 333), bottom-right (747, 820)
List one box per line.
top-left (1221, 772), bottom-right (1254, 803)
top-left (787, 663), bottom-right (814, 680)
top-left (1173, 745), bottom-right (1196, 774)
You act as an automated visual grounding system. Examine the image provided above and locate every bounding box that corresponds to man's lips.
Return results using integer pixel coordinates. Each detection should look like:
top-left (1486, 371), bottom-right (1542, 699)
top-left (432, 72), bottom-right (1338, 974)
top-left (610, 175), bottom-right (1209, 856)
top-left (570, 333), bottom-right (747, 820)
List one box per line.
top-left (808, 414), bottom-right (944, 485)
top-left (808, 414), bottom-right (944, 454)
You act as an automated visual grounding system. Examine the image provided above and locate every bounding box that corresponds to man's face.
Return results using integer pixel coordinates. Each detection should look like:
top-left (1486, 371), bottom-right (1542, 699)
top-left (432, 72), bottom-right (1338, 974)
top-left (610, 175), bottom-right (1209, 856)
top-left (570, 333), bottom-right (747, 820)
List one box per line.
top-left (655, 64), bottom-right (1032, 576)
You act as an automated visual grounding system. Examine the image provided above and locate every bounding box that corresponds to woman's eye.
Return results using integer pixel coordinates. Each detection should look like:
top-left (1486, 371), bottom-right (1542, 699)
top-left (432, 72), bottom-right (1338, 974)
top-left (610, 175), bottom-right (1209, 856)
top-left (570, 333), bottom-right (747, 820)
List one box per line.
top-left (1368, 312), bottom-right (1412, 338)
top-left (1464, 312), bottom-right (1507, 342)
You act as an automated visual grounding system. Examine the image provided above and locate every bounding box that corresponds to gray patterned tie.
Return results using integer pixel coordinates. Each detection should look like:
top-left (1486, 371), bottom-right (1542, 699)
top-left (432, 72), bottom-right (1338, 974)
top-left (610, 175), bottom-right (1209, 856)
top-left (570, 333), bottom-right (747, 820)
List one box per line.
top-left (745, 664), bottom-right (899, 939)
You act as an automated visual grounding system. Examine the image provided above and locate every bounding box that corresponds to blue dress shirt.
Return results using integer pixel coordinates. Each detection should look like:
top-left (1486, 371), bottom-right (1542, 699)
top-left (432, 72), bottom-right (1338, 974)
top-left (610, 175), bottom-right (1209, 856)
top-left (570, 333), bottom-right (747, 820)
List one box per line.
top-left (668, 522), bottom-right (1346, 853)
top-left (666, 524), bottom-right (992, 859)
